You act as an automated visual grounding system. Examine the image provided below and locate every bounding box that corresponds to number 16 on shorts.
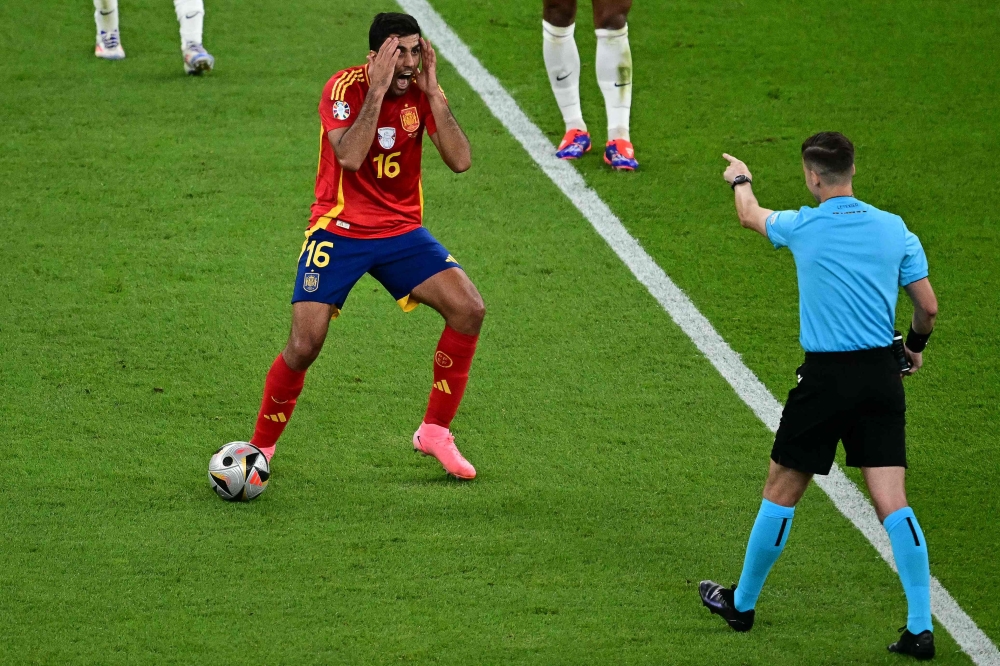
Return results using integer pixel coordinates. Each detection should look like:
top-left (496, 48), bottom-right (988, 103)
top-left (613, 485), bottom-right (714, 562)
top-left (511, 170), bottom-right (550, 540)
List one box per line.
top-left (299, 239), bottom-right (332, 293)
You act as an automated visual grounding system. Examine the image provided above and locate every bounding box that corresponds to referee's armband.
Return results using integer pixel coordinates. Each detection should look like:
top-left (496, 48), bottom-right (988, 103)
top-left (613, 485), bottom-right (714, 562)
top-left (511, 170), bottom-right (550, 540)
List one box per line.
top-left (906, 325), bottom-right (932, 353)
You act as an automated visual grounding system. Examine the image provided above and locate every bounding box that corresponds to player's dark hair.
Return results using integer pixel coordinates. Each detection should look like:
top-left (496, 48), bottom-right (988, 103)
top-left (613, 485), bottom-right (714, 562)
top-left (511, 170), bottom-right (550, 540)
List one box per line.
top-left (369, 13), bottom-right (421, 52)
top-left (801, 132), bottom-right (855, 181)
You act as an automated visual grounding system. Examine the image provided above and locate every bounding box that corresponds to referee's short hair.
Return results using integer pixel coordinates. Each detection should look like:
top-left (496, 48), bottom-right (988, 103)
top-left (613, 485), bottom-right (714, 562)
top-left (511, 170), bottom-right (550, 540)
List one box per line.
top-left (801, 132), bottom-right (855, 182)
top-left (369, 12), bottom-right (421, 52)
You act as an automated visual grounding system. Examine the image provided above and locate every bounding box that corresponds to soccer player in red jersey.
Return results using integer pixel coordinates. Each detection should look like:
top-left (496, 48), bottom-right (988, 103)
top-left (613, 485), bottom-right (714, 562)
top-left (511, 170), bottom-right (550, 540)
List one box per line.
top-left (246, 13), bottom-right (483, 479)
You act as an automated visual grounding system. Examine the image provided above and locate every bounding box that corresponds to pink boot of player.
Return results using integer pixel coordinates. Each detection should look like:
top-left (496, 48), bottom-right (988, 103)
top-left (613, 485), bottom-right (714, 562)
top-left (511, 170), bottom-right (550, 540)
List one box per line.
top-left (413, 422), bottom-right (476, 480)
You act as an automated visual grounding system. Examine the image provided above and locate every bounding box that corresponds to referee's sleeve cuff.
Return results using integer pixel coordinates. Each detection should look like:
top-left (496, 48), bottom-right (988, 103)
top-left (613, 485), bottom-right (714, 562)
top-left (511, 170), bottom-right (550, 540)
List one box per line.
top-left (900, 271), bottom-right (929, 287)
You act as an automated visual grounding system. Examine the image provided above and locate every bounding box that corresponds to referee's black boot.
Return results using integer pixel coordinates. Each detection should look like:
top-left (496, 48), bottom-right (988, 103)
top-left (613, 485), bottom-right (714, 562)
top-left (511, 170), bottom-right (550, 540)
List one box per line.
top-left (888, 628), bottom-right (935, 660)
top-left (699, 581), bottom-right (755, 632)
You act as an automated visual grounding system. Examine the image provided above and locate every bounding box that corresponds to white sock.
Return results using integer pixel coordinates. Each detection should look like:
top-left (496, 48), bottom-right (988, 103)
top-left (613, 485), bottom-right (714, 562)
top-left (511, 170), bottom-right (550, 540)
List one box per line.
top-left (174, 0), bottom-right (205, 49)
top-left (595, 25), bottom-right (632, 142)
top-left (543, 21), bottom-right (586, 133)
top-left (94, 0), bottom-right (119, 36)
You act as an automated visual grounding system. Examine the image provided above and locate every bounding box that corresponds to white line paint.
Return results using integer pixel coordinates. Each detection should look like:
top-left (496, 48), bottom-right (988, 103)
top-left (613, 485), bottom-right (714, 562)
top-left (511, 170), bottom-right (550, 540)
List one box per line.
top-left (397, 0), bottom-right (1000, 662)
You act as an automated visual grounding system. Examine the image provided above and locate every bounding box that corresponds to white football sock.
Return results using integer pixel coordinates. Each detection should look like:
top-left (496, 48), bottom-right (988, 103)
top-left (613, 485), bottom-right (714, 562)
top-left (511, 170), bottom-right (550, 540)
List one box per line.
top-left (543, 21), bottom-right (586, 133)
top-left (595, 25), bottom-right (632, 142)
top-left (94, 0), bottom-right (119, 36)
top-left (174, 0), bottom-right (205, 49)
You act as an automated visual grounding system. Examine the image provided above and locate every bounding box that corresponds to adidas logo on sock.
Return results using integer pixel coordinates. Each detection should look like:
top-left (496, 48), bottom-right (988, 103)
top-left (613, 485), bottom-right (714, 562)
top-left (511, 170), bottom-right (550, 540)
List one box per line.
top-left (264, 412), bottom-right (287, 422)
top-left (433, 380), bottom-right (452, 394)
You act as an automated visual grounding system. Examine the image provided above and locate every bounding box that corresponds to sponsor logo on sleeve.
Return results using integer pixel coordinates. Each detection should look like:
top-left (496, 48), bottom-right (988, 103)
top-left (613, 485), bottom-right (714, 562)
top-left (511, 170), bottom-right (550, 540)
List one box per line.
top-left (377, 127), bottom-right (396, 149)
top-left (332, 100), bottom-right (351, 121)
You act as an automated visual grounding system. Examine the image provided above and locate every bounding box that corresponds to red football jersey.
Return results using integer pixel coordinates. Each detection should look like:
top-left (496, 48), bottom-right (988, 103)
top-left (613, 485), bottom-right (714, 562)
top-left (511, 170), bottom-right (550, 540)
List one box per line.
top-left (309, 64), bottom-right (438, 239)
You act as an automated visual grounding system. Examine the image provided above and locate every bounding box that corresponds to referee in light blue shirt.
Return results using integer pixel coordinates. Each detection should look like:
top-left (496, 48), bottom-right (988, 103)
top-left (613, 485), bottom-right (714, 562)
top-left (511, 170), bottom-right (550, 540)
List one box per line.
top-left (697, 133), bottom-right (940, 660)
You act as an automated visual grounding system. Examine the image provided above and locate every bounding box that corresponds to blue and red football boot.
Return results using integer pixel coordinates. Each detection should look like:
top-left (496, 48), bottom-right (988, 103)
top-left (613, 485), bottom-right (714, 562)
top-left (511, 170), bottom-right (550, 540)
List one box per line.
top-left (604, 139), bottom-right (639, 171)
top-left (555, 129), bottom-right (591, 160)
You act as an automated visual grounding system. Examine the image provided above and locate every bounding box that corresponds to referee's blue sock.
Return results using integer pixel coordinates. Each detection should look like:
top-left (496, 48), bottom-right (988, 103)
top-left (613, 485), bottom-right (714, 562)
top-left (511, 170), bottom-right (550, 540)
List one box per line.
top-left (733, 499), bottom-right (795, 612)
top-left (884, 507), bottom-right (933, 634)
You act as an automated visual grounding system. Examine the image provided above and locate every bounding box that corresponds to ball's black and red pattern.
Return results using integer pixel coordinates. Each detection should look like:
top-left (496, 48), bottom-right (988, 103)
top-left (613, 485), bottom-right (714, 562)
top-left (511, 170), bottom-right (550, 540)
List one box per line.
top-left (208, 442), bottom-right (270, 501)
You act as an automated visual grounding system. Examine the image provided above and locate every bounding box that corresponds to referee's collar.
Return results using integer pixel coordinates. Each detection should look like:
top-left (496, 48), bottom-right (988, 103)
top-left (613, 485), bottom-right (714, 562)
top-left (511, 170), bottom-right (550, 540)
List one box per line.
top-left (819, 195), bottom-right (858, 208)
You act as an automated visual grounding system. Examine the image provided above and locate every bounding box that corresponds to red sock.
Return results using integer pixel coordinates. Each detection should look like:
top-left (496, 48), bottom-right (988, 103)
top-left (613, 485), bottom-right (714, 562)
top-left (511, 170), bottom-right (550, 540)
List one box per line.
top-left (250, 353), bottom-right (306, 459)
top-left (424, 326), bottom-right (479, 428)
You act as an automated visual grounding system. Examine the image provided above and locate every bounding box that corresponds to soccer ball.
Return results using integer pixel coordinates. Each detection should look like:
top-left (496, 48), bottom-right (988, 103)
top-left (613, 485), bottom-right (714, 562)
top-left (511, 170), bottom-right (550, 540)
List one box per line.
top-left (208, 442), bottom-right (270, 501)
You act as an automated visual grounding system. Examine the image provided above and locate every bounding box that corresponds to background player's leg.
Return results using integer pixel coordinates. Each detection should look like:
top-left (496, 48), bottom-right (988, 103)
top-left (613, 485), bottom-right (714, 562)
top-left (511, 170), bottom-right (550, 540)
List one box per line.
top-left (250, 301), bottom-right (334, 460)
top-left (865, 467), bottom-right (933, 636)
top-left (543, 0), bottom-right (592, 160)
top-left (593, 0), bottom-right (637, 169)
top-left (173, 0), bottom-right (214, 74)
top-left (93, 0), bottom-right (124, 60)
top-left (543, 0), bottom-right (585, 131)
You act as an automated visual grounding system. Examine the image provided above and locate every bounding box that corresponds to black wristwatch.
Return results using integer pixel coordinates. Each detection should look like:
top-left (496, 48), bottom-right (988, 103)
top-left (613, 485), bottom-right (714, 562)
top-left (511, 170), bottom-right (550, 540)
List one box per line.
top-left (731, 174), bottom-right (752, 189)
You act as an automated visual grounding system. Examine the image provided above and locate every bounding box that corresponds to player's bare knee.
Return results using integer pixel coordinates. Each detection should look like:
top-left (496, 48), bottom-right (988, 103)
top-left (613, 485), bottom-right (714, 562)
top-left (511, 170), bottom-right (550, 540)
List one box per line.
top-left (445, 297), bottom-right (485, 335)
top-left (543, 0), bottom-right (576, 27)
top-left (468, 299), bottom-right (486, 330)
top-left (284, 334), bottom-right (323, 370)
top-left (593, 0), bottom-right (631, 29)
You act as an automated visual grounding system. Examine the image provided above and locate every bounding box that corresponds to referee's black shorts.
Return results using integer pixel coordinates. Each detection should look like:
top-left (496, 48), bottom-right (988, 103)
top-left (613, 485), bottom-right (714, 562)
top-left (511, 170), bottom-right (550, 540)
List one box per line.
top-left (771, 347), bottom-right (906, 475)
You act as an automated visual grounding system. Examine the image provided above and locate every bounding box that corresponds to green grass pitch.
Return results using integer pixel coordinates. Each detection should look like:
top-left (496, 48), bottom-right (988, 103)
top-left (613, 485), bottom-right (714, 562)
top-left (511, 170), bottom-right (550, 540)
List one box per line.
top-left (1, 0), bottom-right (997, 663)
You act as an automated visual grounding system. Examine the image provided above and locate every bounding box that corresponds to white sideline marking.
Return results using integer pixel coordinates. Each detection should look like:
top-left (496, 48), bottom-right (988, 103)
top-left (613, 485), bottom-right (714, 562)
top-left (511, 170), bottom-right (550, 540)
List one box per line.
top-left (398, 0), bottom-right (1000, 662)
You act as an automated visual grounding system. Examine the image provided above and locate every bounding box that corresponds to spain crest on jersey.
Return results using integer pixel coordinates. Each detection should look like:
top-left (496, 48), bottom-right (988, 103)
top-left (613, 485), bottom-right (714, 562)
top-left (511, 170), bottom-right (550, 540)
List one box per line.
top-left (303, 271), bottom-right (320, 293)
top-left (400, 105), bottom-right (420, 133)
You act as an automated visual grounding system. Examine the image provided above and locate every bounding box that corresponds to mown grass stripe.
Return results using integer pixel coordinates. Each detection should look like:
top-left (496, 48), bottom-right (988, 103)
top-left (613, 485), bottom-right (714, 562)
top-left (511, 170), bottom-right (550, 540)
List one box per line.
top-left (397, 0), bottom-right (1000, 662)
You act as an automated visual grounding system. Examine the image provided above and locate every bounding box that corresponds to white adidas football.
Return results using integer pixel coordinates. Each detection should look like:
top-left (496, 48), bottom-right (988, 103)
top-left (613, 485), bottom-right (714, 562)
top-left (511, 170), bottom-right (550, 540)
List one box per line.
top-left (208, 442), bottom-right (270, 501)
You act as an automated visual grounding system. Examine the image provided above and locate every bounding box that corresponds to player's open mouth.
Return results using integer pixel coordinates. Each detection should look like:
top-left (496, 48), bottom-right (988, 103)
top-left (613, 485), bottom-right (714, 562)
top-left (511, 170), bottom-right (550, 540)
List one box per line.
top-left (396, 73), bottom-right (412, 89)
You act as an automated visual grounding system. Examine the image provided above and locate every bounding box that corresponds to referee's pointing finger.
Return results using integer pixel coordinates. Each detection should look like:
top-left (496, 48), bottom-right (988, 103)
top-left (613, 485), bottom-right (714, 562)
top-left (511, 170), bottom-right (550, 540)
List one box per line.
top-left (723, 153), bottom-right (740, 163)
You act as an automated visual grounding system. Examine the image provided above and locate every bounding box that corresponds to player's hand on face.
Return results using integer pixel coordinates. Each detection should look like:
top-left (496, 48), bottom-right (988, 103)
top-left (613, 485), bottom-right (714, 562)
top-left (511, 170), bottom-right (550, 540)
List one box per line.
top-left (902, 346), bottom-right (923, 376)
top-left (367, 37), bottom-right (400, 94)
top-left (722, 153), bottom-right (752, 186)
top-left (415, 37), bottom-right (439, 94)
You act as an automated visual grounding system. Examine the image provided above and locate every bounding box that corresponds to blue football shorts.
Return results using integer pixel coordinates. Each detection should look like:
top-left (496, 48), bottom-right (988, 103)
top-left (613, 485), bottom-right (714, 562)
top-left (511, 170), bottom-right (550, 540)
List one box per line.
top-left (291, 227), bottom-right (461, 316)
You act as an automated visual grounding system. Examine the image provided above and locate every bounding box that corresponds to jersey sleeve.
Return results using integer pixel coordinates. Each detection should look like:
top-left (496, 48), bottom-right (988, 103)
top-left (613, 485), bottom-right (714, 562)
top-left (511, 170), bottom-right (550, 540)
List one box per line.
top-left (899, 224), bottom-right (930, 286)
top-left (320, 74), bottom-right (365, 133)
top-left (765, 209), bottom-right (800, 249)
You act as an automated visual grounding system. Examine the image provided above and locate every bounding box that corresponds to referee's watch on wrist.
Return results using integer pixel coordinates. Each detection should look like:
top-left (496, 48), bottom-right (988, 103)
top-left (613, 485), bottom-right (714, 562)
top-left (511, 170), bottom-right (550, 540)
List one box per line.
top-left (731, 174), bottom-right (752, 189)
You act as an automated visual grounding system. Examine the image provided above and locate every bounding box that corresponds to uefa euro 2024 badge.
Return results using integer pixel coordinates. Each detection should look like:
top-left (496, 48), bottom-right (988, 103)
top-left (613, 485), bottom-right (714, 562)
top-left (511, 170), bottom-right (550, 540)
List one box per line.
top-left (377, 127), bottom-right (396, 150)
top-left (332, 100), bottom-right (351, 121)
top-left (303, 272), bottom-right (320, 293)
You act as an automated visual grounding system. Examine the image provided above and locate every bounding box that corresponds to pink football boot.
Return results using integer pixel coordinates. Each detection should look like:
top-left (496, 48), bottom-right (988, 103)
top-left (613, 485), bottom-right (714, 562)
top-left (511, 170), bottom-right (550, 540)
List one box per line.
top-left (413, 422), bottom-right (476, 480)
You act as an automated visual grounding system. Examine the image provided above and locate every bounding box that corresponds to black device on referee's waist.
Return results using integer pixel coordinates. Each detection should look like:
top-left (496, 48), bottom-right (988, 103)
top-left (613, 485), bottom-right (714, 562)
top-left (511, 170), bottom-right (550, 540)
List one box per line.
top-left (891, 330), bottom-right (911, 373)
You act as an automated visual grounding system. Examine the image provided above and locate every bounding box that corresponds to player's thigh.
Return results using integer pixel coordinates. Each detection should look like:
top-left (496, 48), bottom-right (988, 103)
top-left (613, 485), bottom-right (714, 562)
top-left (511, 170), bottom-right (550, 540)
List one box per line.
top-left (543, 0), bottom-right (577, 27)
top-left (292, 229), bottom-right (371, 315)
top-left (411, 267), bottom-right (484, 318)
top-left (592, 0), bottom-right (631, 30)
top-left (770, 362), bottom-right (842, 475)
top-left (368, 227), bottom-right (482, 316)
top-left (842, 369), bottom-right (906, 470)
